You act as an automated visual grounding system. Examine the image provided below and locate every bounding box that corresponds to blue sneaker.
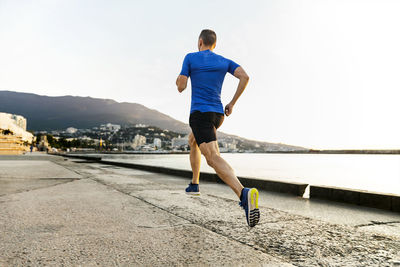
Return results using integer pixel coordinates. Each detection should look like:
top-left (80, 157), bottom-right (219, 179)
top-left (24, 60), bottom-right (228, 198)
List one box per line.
top-left (185, 183), bottom-right (200, 195)
top-left (239, 188), bottom-right (260, 227)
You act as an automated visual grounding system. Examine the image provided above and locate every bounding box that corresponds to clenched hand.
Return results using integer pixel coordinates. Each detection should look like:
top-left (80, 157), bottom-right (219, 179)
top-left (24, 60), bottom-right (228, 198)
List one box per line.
top-left (224, 102), bottom-right (234, 116)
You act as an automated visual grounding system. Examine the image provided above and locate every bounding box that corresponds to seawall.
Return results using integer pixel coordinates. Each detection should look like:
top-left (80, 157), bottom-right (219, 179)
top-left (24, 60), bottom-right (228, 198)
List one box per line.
top-left (57, 153), bottom-right (400, 213)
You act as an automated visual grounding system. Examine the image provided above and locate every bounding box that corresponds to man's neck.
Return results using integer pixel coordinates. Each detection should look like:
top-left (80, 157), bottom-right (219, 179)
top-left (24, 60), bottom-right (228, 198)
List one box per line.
top-left (199, 46), bottom-right (213, 52)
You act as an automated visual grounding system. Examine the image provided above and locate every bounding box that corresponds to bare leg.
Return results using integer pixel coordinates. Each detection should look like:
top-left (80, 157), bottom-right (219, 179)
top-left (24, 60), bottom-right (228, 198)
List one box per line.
top-left (189, 133), bottom-right (201, 184)
top-left (199, 141), bottom-right (244, 198)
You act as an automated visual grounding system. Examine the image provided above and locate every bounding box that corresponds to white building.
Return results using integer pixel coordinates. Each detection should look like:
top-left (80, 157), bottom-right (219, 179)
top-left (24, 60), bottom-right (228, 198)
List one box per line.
top-left (219, 139), bottom-right (238, 152)
top-left (171, 135), bottom-right (188, 148)
top-left (153, 138), bottom-right (162, 149)
top-left (9, 114), bottom-right (27, 130)
top-left (225, 141), bottom-right (237, 150)
top-left (79, 136), bottom-right (93, 141)
top-left (65, 127), bottom-right (78, 134)
top-left (131, 134), bottom-right (146, 149)
top-left (100, 123), bottom-right (121, 132)
top-left (0, 112), bottom-right (33, 142)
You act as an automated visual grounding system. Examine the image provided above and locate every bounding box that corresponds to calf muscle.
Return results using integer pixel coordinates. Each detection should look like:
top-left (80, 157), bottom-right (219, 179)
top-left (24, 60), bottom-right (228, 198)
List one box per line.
top-left (199, 141), bottom-right (243, 197)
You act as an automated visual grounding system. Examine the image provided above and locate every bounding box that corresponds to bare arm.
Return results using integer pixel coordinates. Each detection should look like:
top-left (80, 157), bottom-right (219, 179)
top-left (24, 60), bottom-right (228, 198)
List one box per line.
top-left (224, 66), bottom-right (249, 116)
top-left (176, 75), bottom-right (188, 93)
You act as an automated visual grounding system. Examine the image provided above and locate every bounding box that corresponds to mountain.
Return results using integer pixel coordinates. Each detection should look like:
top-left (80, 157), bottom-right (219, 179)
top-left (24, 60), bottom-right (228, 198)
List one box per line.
top-left (0, 90), bottom-right (308, 151)
top-left (0, 91), bottom-right (190, 133)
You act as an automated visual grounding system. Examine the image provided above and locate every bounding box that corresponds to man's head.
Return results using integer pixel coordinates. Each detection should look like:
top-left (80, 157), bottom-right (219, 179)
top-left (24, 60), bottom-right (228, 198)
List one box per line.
top-left (198, 29), bottom-right (217, 51)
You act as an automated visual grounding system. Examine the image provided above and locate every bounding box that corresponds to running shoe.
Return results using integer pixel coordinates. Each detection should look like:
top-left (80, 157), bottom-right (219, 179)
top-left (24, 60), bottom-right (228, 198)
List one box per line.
top-left (239, 187), bottom-right (260, 227)
top-left (185, 183), bottom-right (200, 195)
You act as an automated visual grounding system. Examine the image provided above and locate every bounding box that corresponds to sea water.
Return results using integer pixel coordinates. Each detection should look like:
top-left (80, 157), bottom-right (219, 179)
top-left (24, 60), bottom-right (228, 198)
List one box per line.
top-left (91, 153), bottom-right (400, 195)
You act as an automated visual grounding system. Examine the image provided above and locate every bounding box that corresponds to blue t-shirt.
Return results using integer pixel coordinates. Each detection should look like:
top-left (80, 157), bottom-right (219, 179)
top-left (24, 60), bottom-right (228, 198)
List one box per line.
top-left (180, 50), bottom-right (240, 114)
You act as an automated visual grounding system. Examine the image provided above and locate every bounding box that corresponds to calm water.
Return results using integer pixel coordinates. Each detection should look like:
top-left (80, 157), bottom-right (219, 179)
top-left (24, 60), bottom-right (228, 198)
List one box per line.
top-left (91, 153), bottom-right (400, 195)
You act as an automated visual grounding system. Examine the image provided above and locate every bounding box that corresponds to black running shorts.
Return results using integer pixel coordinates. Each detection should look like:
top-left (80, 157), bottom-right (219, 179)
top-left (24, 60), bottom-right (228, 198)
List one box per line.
top-left (189, 111), bottom-right (224, 145)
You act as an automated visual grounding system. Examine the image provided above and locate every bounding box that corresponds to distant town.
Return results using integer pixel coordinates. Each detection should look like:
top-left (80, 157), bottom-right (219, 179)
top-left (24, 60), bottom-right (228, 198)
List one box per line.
top-left (0, 91), bottom-right (310, 154)
top-left (1, 111), bottom-right (305, 154)
top-left (2, 111), bottom-right (400, 155)
top-left (34, 122), bottom-right (281, 153)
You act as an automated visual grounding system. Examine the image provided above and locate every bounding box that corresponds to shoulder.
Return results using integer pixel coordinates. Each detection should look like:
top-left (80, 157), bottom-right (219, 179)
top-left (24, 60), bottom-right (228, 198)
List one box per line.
top-left (211, 51), bottom-right (223, 59)
top-left (215, 53), bottom-right (240, 74)
top-left (214, 53), bottom-right (234, 63)
top-left (182, 52), bottom-right (199, 64)
top-left (184, 52), bottom-right (198, 58)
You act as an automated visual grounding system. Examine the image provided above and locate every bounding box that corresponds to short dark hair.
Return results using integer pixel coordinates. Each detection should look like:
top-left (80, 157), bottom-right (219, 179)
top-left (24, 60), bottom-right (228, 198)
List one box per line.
top-left (199, 29), bottom-right (217, 46)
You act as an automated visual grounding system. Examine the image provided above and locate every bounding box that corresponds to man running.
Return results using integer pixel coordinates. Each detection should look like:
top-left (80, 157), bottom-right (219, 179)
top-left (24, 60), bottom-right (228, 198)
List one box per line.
top-left (176, 29), bottom-right (260, 227)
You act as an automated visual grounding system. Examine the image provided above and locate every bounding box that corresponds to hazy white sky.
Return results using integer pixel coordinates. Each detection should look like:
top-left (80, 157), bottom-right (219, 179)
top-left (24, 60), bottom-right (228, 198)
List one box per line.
top-left (1, 0), bottom-right (400, 149)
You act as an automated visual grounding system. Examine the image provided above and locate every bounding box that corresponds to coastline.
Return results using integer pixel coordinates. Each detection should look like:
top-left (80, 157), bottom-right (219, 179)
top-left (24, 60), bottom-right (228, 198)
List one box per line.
top-left (56, 153), bottom-right (400, 213)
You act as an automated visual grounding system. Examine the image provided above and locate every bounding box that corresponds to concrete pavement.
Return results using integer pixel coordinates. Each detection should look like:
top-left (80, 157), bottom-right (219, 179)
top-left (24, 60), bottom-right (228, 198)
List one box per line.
top-left (1, 153), bottom-right (400, 266)
top-left (0, 154), bottom-right (291, 266)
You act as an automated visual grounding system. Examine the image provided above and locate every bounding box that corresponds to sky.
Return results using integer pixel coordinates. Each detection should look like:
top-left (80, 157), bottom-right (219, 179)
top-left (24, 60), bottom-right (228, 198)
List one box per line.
top-left (1, 0), bottom-right (400, 149)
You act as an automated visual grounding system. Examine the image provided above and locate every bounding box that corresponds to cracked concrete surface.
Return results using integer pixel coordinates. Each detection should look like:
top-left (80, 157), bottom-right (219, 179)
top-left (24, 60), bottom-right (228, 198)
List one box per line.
top-left (0, 155), bottom-right (291, 266)
top-left (90, 171), bottom-right (400, 266)
top-left (0, 159), bottom-right (81, 197)
top-left (1, 154), bottom-right (400, 266)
